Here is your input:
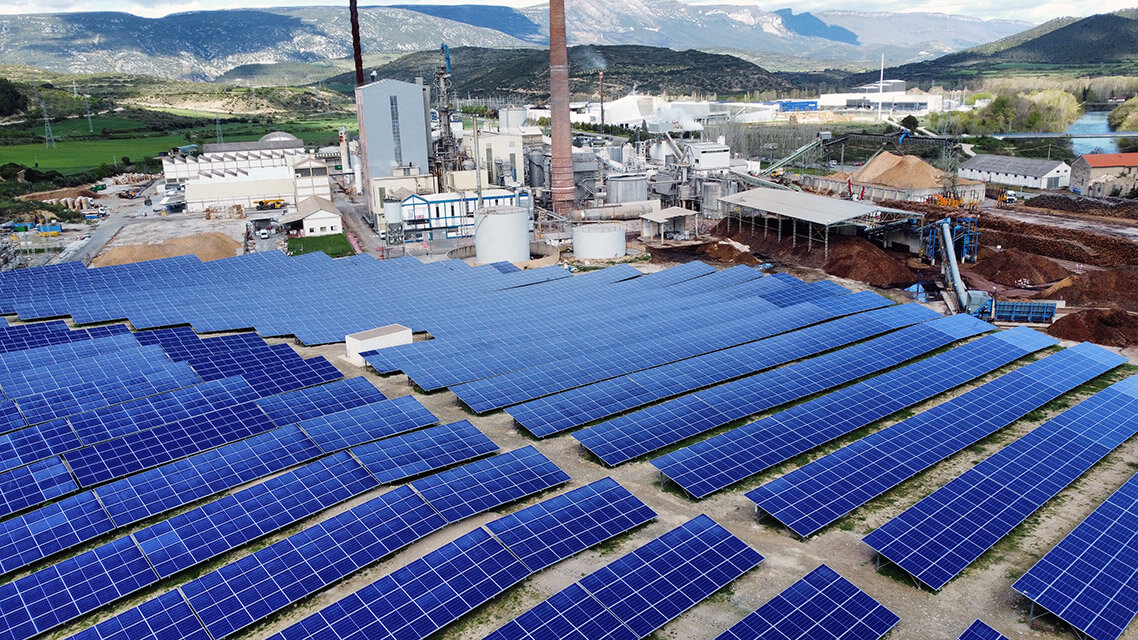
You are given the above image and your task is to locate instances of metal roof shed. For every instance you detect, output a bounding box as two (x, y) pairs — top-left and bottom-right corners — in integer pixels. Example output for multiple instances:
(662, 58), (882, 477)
(640, 207), (693, 241)
(718, 188), (917, 260)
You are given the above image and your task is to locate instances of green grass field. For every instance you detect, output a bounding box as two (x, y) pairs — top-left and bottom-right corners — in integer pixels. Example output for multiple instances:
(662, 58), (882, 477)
(287, 234), (354, 259)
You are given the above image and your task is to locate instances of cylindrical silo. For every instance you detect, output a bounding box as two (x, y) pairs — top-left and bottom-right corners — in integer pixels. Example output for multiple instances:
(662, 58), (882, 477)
(382, 200), (403, 225)
(475, 206), (530, 263)
(606, 174), (648, 205)
(572, 223), (626, 259)
(701, 180), (723, 213)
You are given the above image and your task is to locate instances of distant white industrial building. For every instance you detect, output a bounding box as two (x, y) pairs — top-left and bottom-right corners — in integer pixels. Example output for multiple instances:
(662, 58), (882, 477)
(960, 155), (1071, 189)
(162, 132), (307, 184)
(398, 188), (530, 241)
(817, 80), (942, 115)
(280, 197), (343, 237)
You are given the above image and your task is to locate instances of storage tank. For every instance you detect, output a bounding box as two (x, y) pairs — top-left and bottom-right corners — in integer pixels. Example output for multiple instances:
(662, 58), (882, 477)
(573, 223), (626, 259)
(701, 180), (723, 214)
(382, 200), (403, 225)
(475, 206), (530, 263)
(500, 107), (528, 130)
(606, 174), (648, 205)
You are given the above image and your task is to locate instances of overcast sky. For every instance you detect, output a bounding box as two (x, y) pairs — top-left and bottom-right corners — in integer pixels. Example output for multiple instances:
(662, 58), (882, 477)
(0, 0), (1131, 24)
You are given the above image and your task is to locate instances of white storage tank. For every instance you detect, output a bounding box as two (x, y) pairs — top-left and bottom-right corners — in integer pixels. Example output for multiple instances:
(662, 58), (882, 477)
(382, 199), (403, 225)
(475, 206), (530, 263)
(573, 223), (626, 259)
(606, 174), (648, 205)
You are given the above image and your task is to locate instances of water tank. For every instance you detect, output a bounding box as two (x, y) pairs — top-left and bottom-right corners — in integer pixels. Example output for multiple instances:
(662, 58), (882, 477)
(475, 206), (530, 263)
(500, 107), (528, 130)
(701, 181), (723, 214)
(606, 174), (648, 205)
(573, 223), (626, 259)
(526, 152), (546, 188)
(382, 200), (403, 225)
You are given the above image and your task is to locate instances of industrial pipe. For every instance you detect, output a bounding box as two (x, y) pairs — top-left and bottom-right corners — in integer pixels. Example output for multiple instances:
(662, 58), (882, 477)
(571, 200), (660, 221)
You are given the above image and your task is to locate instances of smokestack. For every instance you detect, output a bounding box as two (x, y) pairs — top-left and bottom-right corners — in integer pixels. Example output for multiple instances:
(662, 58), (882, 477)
(599, 71), (605, 128)
(549, 0), (573, 216)
(351, 0), (364, 86)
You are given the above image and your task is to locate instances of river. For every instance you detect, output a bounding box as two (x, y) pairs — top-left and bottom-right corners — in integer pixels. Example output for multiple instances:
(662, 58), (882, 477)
(1066, 111), (1119, 155)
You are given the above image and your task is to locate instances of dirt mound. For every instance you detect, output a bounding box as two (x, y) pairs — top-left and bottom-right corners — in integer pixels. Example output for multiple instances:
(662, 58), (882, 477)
(824, 237), (917, 287)
(18, 186), (101, 201)
(1026, 194), (1138, 220)
(1043, 268), (1138, 312)
(1048, 307), (1138, 347)
(971, 248), (1069, 287)
(700, 239), (759, 265)
(92, 233), (240, 267)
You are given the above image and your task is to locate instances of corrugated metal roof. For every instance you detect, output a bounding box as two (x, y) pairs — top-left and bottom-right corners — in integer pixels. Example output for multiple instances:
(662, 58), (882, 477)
(1083, 153), (1138, 168)
(281, 197), (340, 224)
(961, 154), (1067, 178)
(718, 188), (911, 226)
(640, 207), (693, 223)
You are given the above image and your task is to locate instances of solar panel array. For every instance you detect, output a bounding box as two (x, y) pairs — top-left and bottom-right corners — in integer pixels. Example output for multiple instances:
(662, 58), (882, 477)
(1013, 470), (1138, 640)
(70, 590), (210, 640)
(508, 302), (938, 437)
(351, 419), (497, 483)
(747, 342), (1124, 537)
(958, 620), (1009, 640)
(485, 514), (762, 640)
(865, 374), (1138, 591)
(714, 565), (900, 640)
(652, 325), (1054, 498)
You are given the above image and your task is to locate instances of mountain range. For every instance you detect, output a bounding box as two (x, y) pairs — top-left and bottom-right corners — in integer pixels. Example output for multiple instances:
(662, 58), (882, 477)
(0, 4), (1030, 81)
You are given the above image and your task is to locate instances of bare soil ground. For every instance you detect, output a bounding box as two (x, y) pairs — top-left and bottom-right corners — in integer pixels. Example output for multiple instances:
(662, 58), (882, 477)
(90, 219), (246, 266)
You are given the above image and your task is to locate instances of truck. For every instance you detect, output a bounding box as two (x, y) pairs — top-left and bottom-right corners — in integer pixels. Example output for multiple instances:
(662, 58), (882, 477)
(255, 199), (286, 210)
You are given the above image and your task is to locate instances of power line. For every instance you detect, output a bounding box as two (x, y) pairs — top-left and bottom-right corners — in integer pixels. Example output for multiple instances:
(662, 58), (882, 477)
(42, 101), (56, 149)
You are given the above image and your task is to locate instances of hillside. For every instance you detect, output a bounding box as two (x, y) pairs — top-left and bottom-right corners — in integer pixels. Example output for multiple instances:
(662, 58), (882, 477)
(844, 12), (1138, 85)
(328, 45), (794, 100)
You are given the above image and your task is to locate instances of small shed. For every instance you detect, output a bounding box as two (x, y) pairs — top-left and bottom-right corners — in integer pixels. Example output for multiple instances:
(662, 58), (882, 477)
(344, 324), (412, 367)
(640, 207), (693, 241)
(281, 196), (343, 237)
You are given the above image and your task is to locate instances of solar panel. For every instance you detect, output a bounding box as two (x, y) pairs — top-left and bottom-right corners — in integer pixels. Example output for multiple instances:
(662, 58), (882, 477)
(298, 395), (438, 452)
(1013, 471), (1138, 640)
(486, 514), (762, 640)
(958, 620), (1009, 640)
(268, 526), (531, 640)
(508, 302), (938, 437)
(255, 376), (388, 427)
(0, 418), (81, 474)
(351, 419), (497, 483)
(0, 491), (114, 575)
(0, 334), (139, 377)
(0, 343), (179, 400)
(652, 326), (1054, 499)
(410, 445), (571, 523)
(68, 590), (211, 640)
(485, 477), (657, 572)
(66, 401), (276, 487)
(95, 424), (321, 527)
(183, 484), (445, 639)
(0, 535), (158, 640)
(0, 400), (24, 434)
(0, 457), (78, 520)
(864, 374), (1138, 591)
(133, 452), (378, 578)
(747, 342), (1124, 537)
(714, 565), (899, 640)
(579, 314), (993, 467)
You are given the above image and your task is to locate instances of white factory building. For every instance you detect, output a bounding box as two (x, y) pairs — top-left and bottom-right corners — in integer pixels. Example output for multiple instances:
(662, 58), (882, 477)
(959, 155), (1071, 189)
(162, 133), (308, 184)
(398, 188), (530, 241)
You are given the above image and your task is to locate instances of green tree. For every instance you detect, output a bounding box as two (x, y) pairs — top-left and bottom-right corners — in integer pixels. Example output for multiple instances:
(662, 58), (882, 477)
(0, 78), (26, 117)
(900, 115), (919, 130)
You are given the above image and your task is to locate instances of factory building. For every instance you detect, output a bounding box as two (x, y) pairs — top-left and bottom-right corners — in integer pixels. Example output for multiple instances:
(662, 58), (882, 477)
(280, 197), (343, 237)
(1071, 153), (1138, 196)
(162, 132), (307, 185)
(817, 80), (942, 115)
(398, 189), (530, 241)
(959, 155), (1071, 189)
(464, 129), (526, 186)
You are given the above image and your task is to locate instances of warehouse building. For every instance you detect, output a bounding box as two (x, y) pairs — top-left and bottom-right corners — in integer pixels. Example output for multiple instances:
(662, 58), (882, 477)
(1071, 153), (1138, 196)
(960, 155), (1070, 189)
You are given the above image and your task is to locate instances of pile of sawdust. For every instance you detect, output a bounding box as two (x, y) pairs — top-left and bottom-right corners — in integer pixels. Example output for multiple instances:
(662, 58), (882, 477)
(824, 237), (917, 287)
(1043, 268), (1138, 312)
(92, 233), (240, 267)
(18, 186), (100, 201)
(971, 248), (1069, 286)
(849, 152), (981, 191)
(1048, 307), (1138, 347)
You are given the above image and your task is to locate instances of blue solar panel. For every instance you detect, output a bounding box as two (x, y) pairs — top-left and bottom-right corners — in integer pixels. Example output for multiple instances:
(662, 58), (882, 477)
(66, 401), (276, 487)
(410, 445), (571, 523)
(579, 314), (992, 467)
(958, 620), (1009, 640)
(0, 400), (23, 434)
(240, 356), (344, 396)
(508, 302), (938, 437)
(747, 342), (1124, 537)
(865, 374), (1138, 591)
(95, 424), (322, 527)
(67, 375), (260, 444)
(298, 395), (438, 452)
(1013, 471), (1138, 640)
(652, 325), (1053, 499)
(0, 535), (158, 640)
(714, 565), (899, 640)
(351, 420), (497, 483)
(184, 484), (445, 639)
(0, 492), (114, 575)
(0, 418), (81, 474)
(270, 526), (531, 640)
(133, 452), (378, 578)
(68, 590), (211, 640)
(14, 362), (201, 426)
(485, 477), (657, 572)
(486, 514), (762, 640)
(0, 334), (139, 378)
(0, 344), (179, 400)
(0, 457), (77, 520)
(255, 376), (388, 427)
